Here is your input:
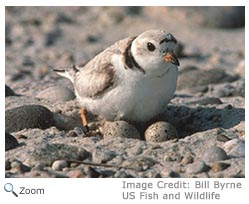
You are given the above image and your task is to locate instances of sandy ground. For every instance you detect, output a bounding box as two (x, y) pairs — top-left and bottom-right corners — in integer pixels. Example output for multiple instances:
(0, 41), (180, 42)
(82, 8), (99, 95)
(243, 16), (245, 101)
(5, 7), (245, 178)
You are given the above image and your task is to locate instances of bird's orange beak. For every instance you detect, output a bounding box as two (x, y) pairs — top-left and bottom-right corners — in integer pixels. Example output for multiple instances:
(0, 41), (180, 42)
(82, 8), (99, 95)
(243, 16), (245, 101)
(164, 51), (180, 66)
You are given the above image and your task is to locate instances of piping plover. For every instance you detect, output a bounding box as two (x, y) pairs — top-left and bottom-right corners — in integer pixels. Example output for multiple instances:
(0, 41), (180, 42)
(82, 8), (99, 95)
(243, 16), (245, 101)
(54, 30), (179, 125)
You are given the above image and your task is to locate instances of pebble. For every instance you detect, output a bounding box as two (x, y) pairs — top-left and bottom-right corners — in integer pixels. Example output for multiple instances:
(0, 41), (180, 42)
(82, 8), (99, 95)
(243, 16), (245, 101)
(92, 150), (117, 163)
(223, 139), (245, 157)
(10, 159), (31, 174)
(36, 86), (76, 102)
(52, 160), (68, 171)
(235, 60), (245, 78)
(103, 120), (141, 139)
(44, 27), (62, 46)
(216, 134), (231, 142)
(145, 122), (178, 143)
(5, 159), (11, 170)
(210, 162), (230, 172)
(86, 166), (101, 178)
(114, 170), (134, 178)
(186, 160), (210, 174)
(202, 146), (228, 163)
(181, 154), (194, 165)
(68, 169), (85, 178)
(5, 132), (19, 151)
(5, 85), (15, 97)
(53, 113), (82, 131)
(186, 97), (222, 106)
(5, 105), (55, 132)
(27, 143), (90, 166)
(66, 127), (87, 137)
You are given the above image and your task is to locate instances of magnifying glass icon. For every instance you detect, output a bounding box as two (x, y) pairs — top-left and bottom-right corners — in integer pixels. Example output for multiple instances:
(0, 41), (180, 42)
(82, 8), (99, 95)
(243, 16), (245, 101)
(4, 183), (18, 197)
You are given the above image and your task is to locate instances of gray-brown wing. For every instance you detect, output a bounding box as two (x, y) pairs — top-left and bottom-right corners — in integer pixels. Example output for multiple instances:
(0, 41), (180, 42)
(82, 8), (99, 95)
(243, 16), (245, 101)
(74, 63), (116, 98)
(73, 36), (136, 98)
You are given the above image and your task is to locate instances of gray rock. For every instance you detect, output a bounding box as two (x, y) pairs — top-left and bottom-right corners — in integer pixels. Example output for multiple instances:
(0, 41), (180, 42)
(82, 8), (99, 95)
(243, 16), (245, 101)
(5, 105), (54, 132)
(44, 27), (62, 46)
(145, 122), (178, 143)
(5, 132), (19, 151)
(27, 143), (90, 166)
(37, 86), (75, 102)
(210, 80), (245, 98)
(5, 85), (15, 97)
(10, 159), (31, 173)
(186, 97), (223, 106)
(92, 150), (117, 163)
(202, 146), (228, 162)
(210, 162), (230, 172)
(103, 121), (141, 139)
(5, 159), (11, 170)
(186, 160), (210, 174)
(53, 113), (82, 131)
(52, 160), (68, 171)
(224, 139), (245, 157)
(236, 60), (245, 78)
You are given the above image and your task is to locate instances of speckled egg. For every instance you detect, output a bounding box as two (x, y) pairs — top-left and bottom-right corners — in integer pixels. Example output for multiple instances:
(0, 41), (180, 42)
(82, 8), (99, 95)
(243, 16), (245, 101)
(145, 122), (178, 142)
(103, 120), (141, 140)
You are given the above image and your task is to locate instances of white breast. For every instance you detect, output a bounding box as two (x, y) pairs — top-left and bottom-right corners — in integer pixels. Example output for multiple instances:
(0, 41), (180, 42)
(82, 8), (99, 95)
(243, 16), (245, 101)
(77, 55), (178, 122)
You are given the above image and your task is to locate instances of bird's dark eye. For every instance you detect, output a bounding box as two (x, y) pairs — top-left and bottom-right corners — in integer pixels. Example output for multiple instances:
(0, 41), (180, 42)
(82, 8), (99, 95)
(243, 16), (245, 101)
(147, 42), (156, 52)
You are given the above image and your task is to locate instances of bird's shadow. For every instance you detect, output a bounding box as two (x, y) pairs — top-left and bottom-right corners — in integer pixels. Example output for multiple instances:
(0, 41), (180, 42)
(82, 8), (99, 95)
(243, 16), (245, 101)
(137, 105), (245, 138)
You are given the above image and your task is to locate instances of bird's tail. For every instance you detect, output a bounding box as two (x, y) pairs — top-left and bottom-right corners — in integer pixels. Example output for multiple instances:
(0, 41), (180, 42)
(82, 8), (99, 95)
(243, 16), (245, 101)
(53, 64), (79, 83)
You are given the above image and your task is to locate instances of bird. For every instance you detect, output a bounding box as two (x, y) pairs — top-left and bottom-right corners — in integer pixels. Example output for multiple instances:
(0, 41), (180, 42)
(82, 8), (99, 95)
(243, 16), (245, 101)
(53, 30), (180, 128)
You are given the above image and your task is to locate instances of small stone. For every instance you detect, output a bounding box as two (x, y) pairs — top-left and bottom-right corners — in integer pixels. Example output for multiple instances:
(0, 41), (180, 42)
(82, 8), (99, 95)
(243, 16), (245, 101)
(145, 122), (178, 143)
(103, 120), (141, 139)
(53, 113), (82, 131)
(5, 85), (15, 97)
(44, 27), (62, 46)
(68, 169), (85, 178)
(114, 170), (134, 178)
(5, 105), (54, 132)
(235, 60), (245, 78)
(187, 97), (223, 106)
(37, 86), (75, 102)
(86, 166), (101, 178)
(202, 146), (228, 163)
(66, 131), (78, 137)
(27, 143), (90, 166)
(210, 162), (230, 172)
(216, 134), (231, 142)
(11, 160), (31, 173)
(5, 159), (11, 170)
(5, 132), (19, 151)
(31, 164), (45, 171)
(181, 154), (194, 165)
(55, 12), (73, 24)
(66, 126), (86, 138)
(186, 160), (210, 174)
(223, 139), (245, 157)
(16, 134), (28, 140)
(52, 160), (68, 171)
(22, 56), (34, 66)
(92, 150), (117, 164)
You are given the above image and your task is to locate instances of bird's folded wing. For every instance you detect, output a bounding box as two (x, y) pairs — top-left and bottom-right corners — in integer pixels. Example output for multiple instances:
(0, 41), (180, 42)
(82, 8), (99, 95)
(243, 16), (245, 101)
(74, 37), (136, 99)
(74, 63), (117, 98)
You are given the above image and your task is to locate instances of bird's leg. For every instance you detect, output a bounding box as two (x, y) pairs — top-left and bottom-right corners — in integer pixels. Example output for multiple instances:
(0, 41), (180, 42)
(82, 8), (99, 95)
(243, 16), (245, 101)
(80, 107), (89, 132)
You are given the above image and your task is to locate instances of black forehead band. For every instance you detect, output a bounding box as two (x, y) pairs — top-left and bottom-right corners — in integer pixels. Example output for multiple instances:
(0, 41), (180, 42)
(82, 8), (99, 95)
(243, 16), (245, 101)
(159, 36), (177, 44)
